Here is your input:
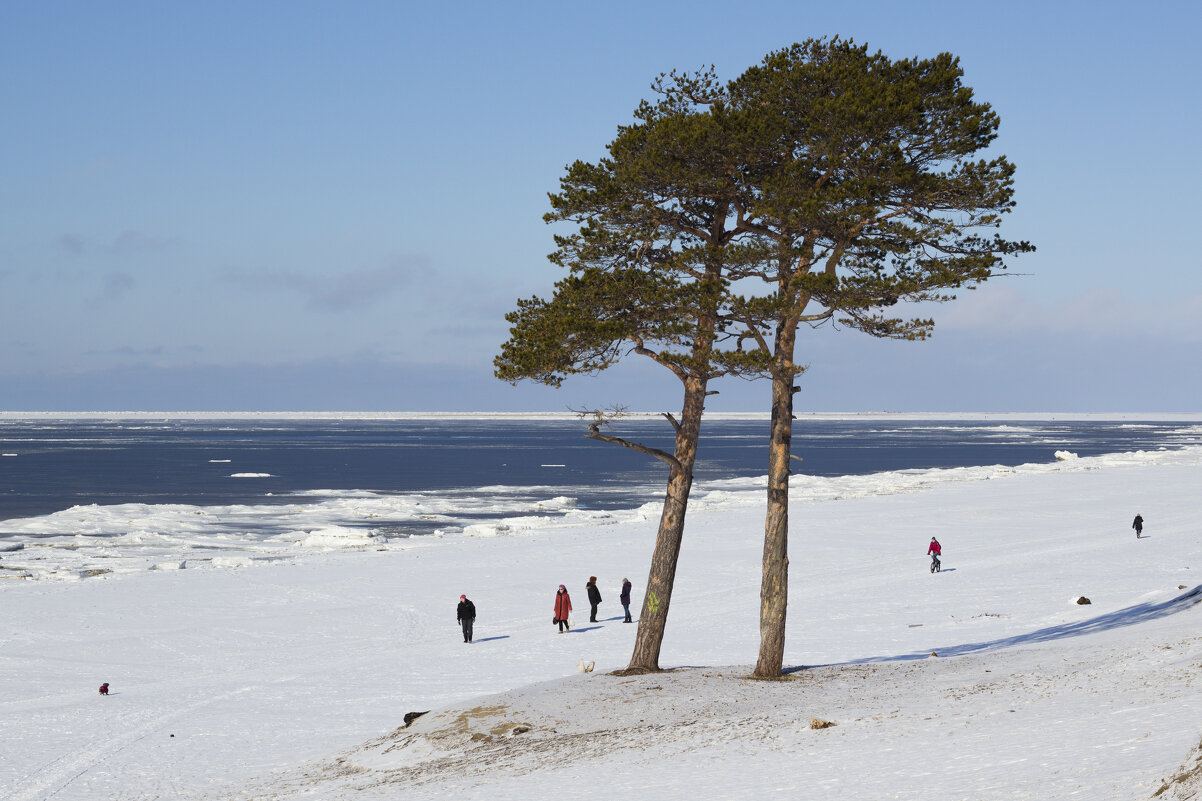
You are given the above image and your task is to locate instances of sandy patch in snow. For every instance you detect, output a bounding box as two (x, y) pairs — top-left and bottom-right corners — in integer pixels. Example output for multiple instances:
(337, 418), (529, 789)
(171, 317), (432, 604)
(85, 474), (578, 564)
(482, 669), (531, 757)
(226, 588), (1202, 800)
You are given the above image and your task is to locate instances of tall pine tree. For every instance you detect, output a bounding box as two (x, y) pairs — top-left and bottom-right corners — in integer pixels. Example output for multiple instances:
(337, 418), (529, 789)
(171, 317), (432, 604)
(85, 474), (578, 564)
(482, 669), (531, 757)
(496, 71), (766, 673)
(721, 39), (1033, 677)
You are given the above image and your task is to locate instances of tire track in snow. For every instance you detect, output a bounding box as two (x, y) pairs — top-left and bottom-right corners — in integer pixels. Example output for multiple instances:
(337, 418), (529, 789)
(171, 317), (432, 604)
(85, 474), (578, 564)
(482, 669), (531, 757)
(7, 685), (256, 801)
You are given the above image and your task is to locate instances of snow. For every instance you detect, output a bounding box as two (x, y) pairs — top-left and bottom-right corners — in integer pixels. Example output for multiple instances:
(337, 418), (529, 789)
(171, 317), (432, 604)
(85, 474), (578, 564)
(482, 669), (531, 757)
(3, 443), (1202, 800)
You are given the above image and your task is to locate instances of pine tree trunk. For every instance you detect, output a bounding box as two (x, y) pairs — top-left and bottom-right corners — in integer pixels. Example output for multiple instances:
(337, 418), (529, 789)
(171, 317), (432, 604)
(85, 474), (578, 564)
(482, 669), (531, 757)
(753, 326), (797, 679)
(622, 374), (706, 673)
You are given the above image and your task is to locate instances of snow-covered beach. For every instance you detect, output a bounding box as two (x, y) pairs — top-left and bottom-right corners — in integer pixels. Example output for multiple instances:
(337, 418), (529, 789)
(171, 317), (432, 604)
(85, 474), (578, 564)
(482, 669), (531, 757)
(3, 432), (1202, 799)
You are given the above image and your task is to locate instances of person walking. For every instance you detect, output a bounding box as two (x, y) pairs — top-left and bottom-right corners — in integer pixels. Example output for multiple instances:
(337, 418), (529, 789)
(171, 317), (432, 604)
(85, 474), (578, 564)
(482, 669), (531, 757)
(586, 576), (602, 623)
(619, 577), (633, 623)
(927, 537), (942, 572)
(1133, 514), (1144, 539)
(554, 584), (573, 633)
(456, 594), (476, 643)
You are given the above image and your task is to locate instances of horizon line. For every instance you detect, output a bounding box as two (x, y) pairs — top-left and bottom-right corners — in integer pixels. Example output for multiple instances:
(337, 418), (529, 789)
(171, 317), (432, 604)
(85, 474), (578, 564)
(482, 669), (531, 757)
(2, 411), (1201, 421)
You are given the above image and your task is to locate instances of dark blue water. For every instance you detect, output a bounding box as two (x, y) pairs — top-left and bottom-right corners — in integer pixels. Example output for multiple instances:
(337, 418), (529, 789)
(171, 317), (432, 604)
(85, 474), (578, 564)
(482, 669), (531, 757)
(1, 416), (1198, 523)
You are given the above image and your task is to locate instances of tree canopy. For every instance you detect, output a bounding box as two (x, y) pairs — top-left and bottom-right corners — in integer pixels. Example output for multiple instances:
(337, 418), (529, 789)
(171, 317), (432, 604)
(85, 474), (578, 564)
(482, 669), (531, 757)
(496, 37), (1032, 676)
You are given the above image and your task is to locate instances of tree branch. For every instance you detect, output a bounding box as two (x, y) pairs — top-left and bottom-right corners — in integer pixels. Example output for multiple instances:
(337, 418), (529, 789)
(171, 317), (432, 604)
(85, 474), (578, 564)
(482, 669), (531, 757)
(798, 308), (835, 323)
(585, 429), (682, 472)
(632, 341), (689, 383)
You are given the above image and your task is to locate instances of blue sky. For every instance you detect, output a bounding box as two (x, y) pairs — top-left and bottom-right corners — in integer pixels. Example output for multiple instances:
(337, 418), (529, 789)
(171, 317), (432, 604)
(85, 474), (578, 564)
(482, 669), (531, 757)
(2, 1), (1199, 412)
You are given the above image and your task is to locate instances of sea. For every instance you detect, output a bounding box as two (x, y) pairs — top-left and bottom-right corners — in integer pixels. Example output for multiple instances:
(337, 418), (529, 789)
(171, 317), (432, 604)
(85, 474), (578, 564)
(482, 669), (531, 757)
(2, 414), (1200, 579)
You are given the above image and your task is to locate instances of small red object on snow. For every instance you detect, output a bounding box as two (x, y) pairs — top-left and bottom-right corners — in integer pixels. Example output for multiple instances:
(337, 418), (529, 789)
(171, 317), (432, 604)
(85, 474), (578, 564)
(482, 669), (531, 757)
(99, 683), (109, 695)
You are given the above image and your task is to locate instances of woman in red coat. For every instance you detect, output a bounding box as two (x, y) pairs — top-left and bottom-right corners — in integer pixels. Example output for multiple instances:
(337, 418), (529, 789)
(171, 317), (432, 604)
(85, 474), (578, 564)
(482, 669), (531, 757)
(554, 584), (573, 633)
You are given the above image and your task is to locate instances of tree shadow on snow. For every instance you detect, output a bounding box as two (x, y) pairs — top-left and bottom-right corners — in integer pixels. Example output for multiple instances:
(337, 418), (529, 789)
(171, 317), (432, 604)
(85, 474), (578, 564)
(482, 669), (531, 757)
(784, 583), (1202, 674)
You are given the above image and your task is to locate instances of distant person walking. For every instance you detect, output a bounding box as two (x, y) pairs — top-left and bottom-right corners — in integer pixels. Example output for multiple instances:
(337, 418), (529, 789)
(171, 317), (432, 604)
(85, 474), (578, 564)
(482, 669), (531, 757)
(456, 594), (476, 643)
(1133, 514), (1144, 539)
(619, 577), (633, 623)
(586, 576), (602, 622)
(927, 537), (942, 572)
(554, 585), (573, 633)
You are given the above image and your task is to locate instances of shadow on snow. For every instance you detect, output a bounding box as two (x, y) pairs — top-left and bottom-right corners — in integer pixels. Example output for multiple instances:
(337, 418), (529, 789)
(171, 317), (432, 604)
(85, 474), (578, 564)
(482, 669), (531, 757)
(784, 584), (1202, 674)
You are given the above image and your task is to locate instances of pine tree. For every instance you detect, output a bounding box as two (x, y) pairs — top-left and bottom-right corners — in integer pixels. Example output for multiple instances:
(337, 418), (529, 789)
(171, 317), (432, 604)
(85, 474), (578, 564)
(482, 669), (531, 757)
(498, 39), (1032, 677)
(495, 70), (766, 673)
(721, 39), (1033, 677)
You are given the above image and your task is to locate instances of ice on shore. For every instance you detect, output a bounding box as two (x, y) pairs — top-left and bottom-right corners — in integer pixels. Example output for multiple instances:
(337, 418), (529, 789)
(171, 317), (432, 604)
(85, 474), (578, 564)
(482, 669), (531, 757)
(3, 438), (1202, 800)
(1, 443), (1199, 582)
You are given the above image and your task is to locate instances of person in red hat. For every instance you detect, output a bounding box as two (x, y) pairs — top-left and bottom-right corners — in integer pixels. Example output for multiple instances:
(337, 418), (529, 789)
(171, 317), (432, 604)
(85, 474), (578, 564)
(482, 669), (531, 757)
(456, 595), (476, 643)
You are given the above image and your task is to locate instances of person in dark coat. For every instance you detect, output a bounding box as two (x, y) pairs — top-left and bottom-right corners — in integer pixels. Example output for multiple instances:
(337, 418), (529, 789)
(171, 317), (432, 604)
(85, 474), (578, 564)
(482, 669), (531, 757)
(619, 578), (632, 623)
(554, 585), (572, 632)
(586, 576), (602, 622)
(456, 594), (476, 643)
(1133, 514), (1144, 539)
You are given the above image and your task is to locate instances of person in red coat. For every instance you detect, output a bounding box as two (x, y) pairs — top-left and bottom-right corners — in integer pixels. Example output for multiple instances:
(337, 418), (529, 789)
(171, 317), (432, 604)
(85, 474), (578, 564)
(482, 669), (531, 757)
(554, 584), (573, 633)
(99, 683), (109, 696)
(927, 537), (942, 572)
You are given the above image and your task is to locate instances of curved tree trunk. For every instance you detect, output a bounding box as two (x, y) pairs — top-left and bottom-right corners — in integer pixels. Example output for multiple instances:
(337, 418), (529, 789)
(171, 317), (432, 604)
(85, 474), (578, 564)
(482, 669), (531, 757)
(622, 373), (707, 673)
(753, 325), (797, 678)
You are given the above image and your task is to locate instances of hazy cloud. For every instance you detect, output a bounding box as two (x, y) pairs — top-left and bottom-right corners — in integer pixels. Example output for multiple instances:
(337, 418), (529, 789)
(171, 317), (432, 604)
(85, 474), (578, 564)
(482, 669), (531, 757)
(108, 230), (179, 255)
(936, 285), (1202, 342)
(57, 234), (85, 255)
(101, 272), (136, 299)
(85, 345), (166, 358)
(3, 339), (41, 359)
(226, 259), (423, 311)
(56, 230), (179, 257)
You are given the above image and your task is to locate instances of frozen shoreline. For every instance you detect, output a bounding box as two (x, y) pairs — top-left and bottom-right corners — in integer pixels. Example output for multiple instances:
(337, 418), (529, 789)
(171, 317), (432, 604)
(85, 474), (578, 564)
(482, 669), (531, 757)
(4, 443), (1200, 583)
(4, 435), (1202, 799)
